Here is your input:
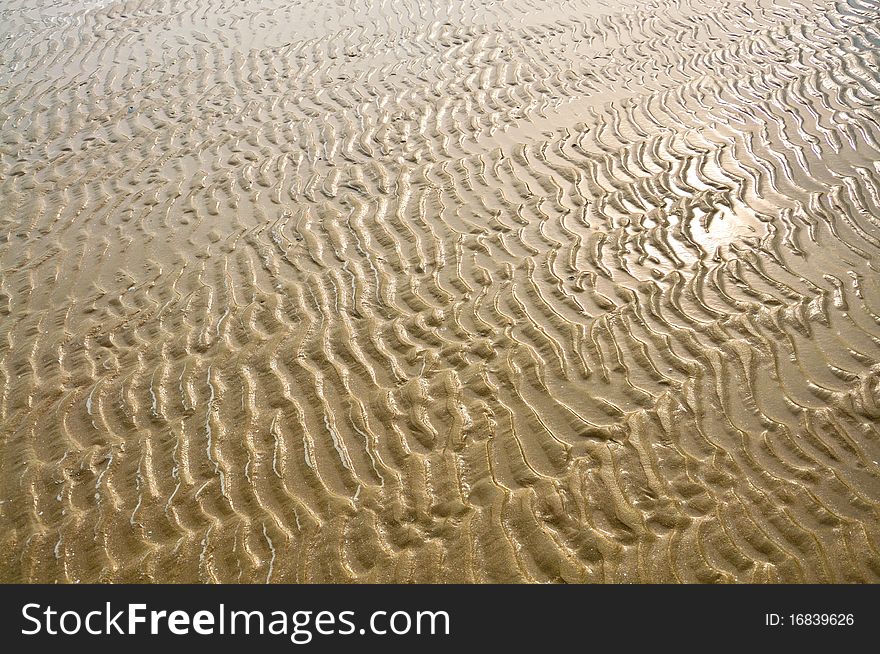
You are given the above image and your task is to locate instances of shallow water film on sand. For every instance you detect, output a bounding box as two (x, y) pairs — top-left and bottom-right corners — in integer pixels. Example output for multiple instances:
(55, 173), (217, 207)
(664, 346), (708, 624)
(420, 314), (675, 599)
(1, 0), (879, 583)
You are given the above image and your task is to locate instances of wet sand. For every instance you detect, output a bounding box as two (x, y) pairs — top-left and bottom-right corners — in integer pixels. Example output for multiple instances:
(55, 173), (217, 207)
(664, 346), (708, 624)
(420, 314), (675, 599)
(1, 0), (879, 583)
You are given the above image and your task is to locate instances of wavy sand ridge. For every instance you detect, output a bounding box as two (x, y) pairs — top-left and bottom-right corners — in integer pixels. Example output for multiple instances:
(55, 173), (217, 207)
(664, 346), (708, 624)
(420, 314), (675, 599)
(1, 0), (879, 583)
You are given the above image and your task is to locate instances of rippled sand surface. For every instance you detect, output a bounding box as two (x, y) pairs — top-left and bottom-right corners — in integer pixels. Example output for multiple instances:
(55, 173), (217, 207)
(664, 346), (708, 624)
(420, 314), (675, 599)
(2, 0), (880, 583)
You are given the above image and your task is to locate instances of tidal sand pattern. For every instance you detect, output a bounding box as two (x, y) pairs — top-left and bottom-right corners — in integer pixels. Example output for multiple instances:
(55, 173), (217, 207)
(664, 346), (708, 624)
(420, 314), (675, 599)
(1, 0), (880, 584)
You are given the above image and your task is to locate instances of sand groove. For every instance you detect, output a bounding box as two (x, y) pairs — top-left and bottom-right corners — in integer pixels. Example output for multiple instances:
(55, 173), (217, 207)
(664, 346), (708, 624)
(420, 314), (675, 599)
(1, 0), (880, 582)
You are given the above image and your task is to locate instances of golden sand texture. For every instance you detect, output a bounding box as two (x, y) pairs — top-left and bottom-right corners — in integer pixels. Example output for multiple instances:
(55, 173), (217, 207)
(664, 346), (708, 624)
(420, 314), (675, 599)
(1, 0), (880, 583)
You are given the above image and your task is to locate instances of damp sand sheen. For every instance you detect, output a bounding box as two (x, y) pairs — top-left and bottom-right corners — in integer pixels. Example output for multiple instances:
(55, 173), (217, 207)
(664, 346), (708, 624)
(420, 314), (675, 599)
(1, 0), (880, 584)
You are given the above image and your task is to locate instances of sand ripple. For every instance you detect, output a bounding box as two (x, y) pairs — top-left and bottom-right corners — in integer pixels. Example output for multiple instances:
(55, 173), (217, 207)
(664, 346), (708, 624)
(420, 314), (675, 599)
(1, 0), (880, 582)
